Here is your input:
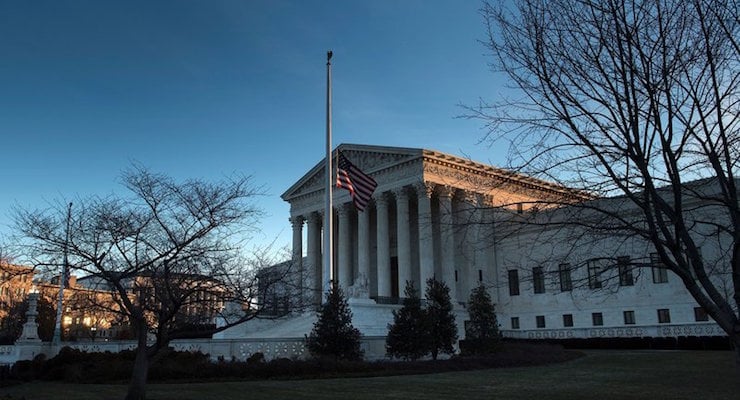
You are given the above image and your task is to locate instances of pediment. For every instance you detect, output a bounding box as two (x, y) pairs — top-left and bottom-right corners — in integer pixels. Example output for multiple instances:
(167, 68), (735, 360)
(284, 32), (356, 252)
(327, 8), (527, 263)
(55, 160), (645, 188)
(281, 144), (423, 202)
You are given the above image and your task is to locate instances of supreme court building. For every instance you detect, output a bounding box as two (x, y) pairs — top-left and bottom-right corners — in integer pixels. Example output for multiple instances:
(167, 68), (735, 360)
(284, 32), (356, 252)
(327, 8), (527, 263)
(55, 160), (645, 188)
(221, 143), (728, 344)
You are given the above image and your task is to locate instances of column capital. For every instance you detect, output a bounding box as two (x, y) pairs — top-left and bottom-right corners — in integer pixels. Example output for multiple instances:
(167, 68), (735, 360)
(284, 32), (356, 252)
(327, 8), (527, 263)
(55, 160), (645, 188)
(375, 191), (391, 207)
(307, 211), (322, 224)
(413, 181), (436, 199)
(337, 202), (353, 217)
(437, 185), (456, 199)
(290, 215), (305, 228)
(391, 186), (410, 200)
(476, 193), (493, 207)
(461, 190), (478, 204)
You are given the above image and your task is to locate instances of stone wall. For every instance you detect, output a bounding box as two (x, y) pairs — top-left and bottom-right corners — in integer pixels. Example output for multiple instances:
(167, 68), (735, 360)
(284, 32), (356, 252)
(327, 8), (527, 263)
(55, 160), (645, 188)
(0, 336), (391, 366)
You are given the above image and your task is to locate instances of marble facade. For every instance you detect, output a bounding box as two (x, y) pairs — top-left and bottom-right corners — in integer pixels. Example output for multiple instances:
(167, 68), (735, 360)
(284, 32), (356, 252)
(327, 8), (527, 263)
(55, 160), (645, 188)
(281, 144), (587, 306)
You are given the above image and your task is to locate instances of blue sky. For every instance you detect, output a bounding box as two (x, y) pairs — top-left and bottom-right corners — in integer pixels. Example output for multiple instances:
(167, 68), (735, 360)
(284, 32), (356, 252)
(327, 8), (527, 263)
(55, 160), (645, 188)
(0, 1), (509, 255)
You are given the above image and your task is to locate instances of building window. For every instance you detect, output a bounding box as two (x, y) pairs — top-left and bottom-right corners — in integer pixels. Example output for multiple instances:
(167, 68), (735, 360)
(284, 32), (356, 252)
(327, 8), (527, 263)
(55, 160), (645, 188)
(563, 314), (574, 327)
(651, 253), (669, 283)
(478, 269), (483, 282)
(623, 310), (636, 325)
(559, 263), (572, 292)
(511, 317), (520, 329)
(682, 246), (702, 279)
(588, 260), (602, 289)
(533, 267), (545, 294)
(508, 269), (520, 296)
(694, 307), (709, 322)
(618, 256), (634, 286)
(455, 270), (458, 282)
(536, 315), (546, 328)
(592, 312), (604, 326)
(658, 309), (671, 323)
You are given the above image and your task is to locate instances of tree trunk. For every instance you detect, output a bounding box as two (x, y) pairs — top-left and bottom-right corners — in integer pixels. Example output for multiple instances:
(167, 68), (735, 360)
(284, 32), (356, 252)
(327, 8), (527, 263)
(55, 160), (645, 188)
(734, 334), (740, 374)
(125, 329), (150, 400)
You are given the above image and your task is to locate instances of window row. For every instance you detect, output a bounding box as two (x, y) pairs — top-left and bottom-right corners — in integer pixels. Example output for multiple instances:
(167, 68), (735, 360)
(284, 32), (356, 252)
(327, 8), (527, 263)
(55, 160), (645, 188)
(510, 307), (710, 329)
(508, 253), (672, 296)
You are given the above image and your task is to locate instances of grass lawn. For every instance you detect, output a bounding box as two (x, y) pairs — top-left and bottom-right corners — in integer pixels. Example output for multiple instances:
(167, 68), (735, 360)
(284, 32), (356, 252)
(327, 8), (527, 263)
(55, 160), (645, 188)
(2, 350), (738, 400)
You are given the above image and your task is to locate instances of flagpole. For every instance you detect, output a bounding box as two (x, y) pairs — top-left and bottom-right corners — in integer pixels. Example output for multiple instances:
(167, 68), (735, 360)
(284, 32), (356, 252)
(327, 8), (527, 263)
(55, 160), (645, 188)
(52, 202), (72, 346)
(324, 50), (334, 295)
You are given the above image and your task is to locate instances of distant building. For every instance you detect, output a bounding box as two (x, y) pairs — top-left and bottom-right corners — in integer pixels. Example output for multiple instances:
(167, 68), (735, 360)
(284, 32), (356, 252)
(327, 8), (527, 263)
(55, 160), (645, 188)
(0, 263), (34, 331)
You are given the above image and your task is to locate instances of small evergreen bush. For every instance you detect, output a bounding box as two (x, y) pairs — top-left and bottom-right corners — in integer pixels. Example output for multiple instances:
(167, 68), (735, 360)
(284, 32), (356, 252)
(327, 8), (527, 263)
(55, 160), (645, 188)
(305, 285), (363, 361)
(386, 281), (429, 360)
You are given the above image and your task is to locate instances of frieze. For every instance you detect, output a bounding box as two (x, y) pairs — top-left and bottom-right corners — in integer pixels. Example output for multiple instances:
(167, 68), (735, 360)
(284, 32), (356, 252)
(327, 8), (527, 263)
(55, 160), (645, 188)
(341, 150), (417, 172)
(503, 323), (726, 340)
(423, 156), (588, 203)
(659, 324), (725, 337)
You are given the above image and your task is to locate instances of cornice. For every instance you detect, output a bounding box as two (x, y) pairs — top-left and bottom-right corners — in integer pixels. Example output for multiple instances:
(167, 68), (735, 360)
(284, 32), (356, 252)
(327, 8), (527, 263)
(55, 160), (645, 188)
(283, 144), (592, 210)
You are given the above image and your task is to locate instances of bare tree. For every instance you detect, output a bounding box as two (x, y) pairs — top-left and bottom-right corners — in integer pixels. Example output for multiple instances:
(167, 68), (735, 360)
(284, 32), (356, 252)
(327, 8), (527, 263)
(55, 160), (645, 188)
(471, 0), (739, 364)
(13, 166), (293, 400)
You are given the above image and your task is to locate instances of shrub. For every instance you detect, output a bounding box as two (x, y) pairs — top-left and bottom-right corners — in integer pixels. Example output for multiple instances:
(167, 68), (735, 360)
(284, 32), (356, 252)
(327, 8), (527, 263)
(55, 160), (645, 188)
(386, 281), (429, 360)
(462, 285), (502, 356)
(425, 278), (458, 360)
(247, 352), (265, 365)
(305, 285), (363, 361)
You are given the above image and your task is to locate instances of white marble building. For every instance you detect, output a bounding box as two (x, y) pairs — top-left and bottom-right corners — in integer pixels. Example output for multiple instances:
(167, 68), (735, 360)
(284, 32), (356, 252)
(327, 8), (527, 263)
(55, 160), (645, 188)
(219, 143), (728, 343)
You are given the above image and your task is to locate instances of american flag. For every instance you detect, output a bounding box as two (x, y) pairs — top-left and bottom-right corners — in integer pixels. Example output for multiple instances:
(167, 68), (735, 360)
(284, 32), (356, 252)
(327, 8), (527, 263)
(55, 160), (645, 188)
(336, 152), (377, 212)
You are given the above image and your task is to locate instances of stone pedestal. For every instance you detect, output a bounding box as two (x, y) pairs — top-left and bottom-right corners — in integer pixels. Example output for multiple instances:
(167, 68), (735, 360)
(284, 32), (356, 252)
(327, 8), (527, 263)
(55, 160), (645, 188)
(16, 291), (44, 361)
(17, 292), (41, 343)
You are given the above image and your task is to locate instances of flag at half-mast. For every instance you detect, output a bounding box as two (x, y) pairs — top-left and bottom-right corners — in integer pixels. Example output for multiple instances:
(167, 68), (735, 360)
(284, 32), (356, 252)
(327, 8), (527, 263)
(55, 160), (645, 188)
(336, 152), (377, 212)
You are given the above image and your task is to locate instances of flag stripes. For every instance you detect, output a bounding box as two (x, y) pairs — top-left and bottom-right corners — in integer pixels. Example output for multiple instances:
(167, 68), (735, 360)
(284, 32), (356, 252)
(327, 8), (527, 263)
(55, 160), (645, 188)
(336, 152), (377, 212)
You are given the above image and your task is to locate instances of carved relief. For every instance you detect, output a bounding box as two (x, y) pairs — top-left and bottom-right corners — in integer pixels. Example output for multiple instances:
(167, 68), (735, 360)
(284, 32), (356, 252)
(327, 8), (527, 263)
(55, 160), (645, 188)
(341, 150), (417, 173)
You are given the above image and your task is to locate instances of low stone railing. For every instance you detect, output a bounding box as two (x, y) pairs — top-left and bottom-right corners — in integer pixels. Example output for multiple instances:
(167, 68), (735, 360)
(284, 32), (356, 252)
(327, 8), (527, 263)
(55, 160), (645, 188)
(0, 336), (390, 366)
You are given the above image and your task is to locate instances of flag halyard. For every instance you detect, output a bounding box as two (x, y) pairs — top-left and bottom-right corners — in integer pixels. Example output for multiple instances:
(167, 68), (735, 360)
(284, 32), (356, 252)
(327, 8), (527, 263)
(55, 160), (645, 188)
(336, 152), (377, 212)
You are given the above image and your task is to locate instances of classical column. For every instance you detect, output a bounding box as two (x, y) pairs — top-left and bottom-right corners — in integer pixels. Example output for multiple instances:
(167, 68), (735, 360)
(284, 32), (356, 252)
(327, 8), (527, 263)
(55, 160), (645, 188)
(356, 201), (371, 298)
(459, 191), (479, 297)
(438, 185), (457, 301)
(306, 212), (322, 304)
(376, 193), (391, 298)
(337, 203), (353, 289)
(415, 182), (435, 292)
(478, 195), (499, 301)
(290, 215), (304, 303)
(394, 187), (412, 292)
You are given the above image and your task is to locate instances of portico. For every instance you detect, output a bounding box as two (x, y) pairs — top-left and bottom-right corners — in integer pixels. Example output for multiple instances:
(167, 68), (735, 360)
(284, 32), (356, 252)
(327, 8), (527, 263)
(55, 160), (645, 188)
(282, 144), (578, 305)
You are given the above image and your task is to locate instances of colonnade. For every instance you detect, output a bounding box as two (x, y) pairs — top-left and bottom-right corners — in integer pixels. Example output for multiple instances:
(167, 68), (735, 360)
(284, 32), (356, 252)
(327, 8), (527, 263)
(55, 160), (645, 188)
(290, 181), (494, 304)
